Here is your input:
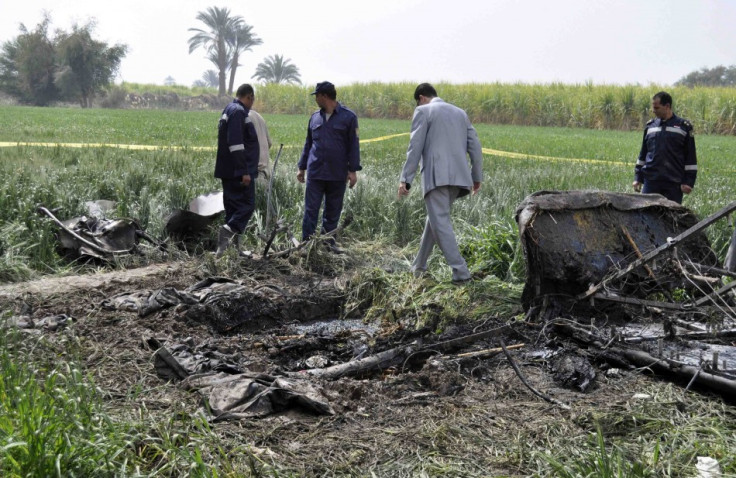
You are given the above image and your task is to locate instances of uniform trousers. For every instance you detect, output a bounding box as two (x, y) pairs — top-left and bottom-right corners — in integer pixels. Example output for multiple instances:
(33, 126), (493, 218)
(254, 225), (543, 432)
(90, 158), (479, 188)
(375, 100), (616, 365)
(302, 178), (347, 241)
(222, 177), (255, 234)
(642, 180), (683, 204)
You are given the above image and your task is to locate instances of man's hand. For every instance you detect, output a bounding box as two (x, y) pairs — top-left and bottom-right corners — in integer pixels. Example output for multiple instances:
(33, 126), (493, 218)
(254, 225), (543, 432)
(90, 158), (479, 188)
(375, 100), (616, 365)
(472, 182), (481, 195)
(241, 174), (251, 187)
(347, 171), (358, 189)
(632, 181), (642, 192)
(398, 182), (410, 198)
(296, 169), (306, 183)
(681, 184), (693, 194)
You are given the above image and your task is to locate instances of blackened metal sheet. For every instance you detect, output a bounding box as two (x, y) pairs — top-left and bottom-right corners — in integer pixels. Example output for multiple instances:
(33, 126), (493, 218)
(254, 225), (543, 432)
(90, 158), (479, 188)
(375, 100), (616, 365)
(515, 190), (716, 308)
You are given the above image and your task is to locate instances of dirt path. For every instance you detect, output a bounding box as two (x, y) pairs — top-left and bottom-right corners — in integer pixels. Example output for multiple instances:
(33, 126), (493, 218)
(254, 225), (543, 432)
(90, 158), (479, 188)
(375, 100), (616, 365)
(0, 262), (182, 300)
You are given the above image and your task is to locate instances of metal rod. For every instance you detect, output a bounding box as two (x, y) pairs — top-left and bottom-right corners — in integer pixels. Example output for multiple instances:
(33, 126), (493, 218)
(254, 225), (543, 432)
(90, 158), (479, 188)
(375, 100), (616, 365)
(264, 143), (284, 236)
(37, 206), (130, 255)
(578, 201), (736, 300)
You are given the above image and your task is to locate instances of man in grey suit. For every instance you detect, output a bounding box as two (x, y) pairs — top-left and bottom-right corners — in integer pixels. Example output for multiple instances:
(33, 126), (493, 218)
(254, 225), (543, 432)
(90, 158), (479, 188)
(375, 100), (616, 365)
(398, 83), (483, 284)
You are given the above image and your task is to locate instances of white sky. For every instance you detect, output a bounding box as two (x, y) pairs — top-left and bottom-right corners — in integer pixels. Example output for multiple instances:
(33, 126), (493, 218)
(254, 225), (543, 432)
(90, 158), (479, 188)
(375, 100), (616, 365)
(1, 0), (735, 88)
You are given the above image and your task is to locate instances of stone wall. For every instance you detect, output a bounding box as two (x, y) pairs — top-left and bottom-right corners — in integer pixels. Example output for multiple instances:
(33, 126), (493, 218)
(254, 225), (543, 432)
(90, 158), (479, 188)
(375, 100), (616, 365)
(125, 92), (226, 110)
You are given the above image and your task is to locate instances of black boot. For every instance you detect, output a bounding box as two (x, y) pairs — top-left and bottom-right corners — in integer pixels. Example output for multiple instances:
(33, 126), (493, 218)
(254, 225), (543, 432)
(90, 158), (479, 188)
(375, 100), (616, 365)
(215, 225), (236, 258)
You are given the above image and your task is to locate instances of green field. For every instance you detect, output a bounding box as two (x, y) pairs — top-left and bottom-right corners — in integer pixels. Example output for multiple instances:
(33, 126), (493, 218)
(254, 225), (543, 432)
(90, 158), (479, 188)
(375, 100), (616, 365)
(2, 104), (736, 476)
(1, 105), (735, 281)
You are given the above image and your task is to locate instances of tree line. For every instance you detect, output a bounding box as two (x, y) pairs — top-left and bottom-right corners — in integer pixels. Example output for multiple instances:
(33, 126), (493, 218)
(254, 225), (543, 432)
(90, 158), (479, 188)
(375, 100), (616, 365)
(676, 65), (736, 88)
(0, 6), (302, 107)
(0, 16), (126, 107)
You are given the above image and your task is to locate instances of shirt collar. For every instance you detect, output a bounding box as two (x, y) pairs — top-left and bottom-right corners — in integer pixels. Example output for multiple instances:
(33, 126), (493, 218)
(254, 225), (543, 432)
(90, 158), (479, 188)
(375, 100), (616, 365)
(659, 113), (677, 125)
(321, 102), (342, 117)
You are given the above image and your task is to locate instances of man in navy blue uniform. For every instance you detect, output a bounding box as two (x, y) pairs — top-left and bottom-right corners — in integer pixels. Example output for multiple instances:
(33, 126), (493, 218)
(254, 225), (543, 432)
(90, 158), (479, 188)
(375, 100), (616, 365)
(297, 81), (361, 252)
(214, 84), (260, 257)
(633, 91), (697, 204)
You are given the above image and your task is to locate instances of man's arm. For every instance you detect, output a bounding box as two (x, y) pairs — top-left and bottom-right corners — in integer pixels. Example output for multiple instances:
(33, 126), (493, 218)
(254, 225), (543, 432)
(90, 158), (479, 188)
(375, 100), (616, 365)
(297, 118), (313, 182)
(633, 128), (648, 191)
(244, 118), (260, 178)
(682, 122), (697, 193)
(399, 108), (427, 188)
(347, 114), (361, 174)
(227, 109), (249, 179)
(466, 116), (483, 188)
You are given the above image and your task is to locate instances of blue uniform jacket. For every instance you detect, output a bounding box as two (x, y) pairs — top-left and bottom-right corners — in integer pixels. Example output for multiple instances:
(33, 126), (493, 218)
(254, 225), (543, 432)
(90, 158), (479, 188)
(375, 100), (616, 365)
(635, 114), (697, 187)
(298, 103), (361, 181)
(215, 99), (259, 179)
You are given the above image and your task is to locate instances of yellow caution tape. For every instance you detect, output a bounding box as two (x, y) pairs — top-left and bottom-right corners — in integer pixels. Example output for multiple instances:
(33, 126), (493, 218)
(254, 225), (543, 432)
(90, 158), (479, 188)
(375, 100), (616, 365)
(0, 137), (631, 167)
(482, 148), (629, 166)
(360, 132), (410, 143)
(0, 133), (411, 150)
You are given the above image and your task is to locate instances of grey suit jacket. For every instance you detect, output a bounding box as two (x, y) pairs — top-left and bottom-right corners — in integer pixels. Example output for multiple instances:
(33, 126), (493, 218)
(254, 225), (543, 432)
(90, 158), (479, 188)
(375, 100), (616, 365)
(400, 98), (483, 198)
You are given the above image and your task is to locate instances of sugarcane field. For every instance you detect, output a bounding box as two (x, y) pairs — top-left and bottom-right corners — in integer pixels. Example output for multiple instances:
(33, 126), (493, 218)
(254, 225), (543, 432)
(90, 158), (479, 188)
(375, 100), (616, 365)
(2, 82), (736, 477)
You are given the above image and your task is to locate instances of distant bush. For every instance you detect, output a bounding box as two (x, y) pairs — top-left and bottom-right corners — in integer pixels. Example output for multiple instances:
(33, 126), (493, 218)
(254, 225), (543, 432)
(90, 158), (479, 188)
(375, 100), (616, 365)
(676, 65), (736, 88)
(99, 84), (128, 108)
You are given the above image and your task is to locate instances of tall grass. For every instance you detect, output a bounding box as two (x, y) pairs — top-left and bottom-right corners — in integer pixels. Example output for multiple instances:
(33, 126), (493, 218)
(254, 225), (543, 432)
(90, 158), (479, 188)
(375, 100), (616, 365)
(1, 106), (735, 282)
(0, 328), (123, 476)
(138, 81), (736, 135)
(0, 324), (273, 476)
(528, 383), (736, 476)
(88, 81), (736, 135)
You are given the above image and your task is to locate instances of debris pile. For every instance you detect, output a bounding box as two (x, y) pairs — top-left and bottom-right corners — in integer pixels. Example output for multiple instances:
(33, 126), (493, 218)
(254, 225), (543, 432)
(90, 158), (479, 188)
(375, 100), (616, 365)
(517, 190), (736, 395)
(38, 201), (161, 260)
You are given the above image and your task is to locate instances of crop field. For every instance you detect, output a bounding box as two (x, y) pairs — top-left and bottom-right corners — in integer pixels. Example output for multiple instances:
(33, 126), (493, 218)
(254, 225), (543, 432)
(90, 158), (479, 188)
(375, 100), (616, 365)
(1, 105), (735, 282)
(2, 104), (736, 477)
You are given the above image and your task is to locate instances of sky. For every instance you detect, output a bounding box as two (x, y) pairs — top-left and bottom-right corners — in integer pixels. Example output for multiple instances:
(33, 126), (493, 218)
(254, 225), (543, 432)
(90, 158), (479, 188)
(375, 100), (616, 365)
(1, 0), (735, 89)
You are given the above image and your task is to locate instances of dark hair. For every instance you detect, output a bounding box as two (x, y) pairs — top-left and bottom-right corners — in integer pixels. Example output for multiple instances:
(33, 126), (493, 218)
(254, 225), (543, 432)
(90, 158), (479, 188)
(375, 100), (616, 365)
(414, 83), (437, 101)
(236, 84), (255, 98)
(653, 91), (672, 107)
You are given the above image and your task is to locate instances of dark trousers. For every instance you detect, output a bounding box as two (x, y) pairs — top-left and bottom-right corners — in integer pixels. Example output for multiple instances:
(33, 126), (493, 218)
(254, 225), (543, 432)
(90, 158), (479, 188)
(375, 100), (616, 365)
(302, 178), (347, 241)
(642, 180), (683, 204)
(222, 178), (255, 234)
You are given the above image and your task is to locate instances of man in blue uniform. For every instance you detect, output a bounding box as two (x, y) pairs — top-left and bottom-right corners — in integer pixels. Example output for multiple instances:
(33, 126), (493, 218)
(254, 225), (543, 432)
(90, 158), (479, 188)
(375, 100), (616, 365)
(633, 91), (697, 204)
(297, 81), (361, 252)
(214, 84), (260, 257)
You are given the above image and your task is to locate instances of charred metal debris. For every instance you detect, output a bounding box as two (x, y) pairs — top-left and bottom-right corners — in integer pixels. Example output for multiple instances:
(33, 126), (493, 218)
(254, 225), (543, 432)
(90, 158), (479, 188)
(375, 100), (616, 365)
(38, 202), (163, 260)
(516, 190), (736, 395)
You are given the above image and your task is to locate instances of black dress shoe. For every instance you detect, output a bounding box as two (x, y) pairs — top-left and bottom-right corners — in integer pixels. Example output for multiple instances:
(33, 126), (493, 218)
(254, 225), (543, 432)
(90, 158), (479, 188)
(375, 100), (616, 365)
(451, 277), (471, 286)
(325, 243), (346, 255)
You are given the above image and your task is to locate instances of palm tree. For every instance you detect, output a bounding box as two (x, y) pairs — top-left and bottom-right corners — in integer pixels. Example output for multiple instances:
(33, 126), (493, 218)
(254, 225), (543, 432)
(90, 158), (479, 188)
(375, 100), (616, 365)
(252, 54), (302, 85)
(226, 22), (262, 95)
(187, 7), (241, 95)
(202, 69), (219, 88)
(192, 70), (218, 88)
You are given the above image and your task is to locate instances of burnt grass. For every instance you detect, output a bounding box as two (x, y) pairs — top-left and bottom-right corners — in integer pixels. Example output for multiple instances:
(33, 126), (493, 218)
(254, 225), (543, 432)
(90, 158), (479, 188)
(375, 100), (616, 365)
(1, 253), (731, 477)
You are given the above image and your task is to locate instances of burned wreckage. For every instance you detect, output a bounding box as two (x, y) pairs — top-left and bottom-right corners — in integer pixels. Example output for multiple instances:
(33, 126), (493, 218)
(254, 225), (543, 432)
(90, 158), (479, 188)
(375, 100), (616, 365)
(31, 189), (736, 421)
(38, 201), (162, 260)
(516, 190), (736, 396)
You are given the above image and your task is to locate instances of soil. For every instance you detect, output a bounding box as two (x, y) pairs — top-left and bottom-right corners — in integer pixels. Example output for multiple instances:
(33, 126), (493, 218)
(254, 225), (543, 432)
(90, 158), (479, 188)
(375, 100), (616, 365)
(0, 256), (710, 476)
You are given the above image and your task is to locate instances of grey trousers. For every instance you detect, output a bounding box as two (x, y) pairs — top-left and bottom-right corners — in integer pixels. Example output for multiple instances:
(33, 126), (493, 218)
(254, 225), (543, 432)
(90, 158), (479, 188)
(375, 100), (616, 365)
(412, 186), (470, 281)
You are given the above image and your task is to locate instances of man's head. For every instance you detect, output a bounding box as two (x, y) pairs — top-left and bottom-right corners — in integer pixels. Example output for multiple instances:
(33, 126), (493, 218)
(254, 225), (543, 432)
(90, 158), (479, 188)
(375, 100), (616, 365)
(236, 84), (255, 108)
(414, 83), (437, 106)
(652, 91), (673, 120)
(311, 81), (337, 108)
